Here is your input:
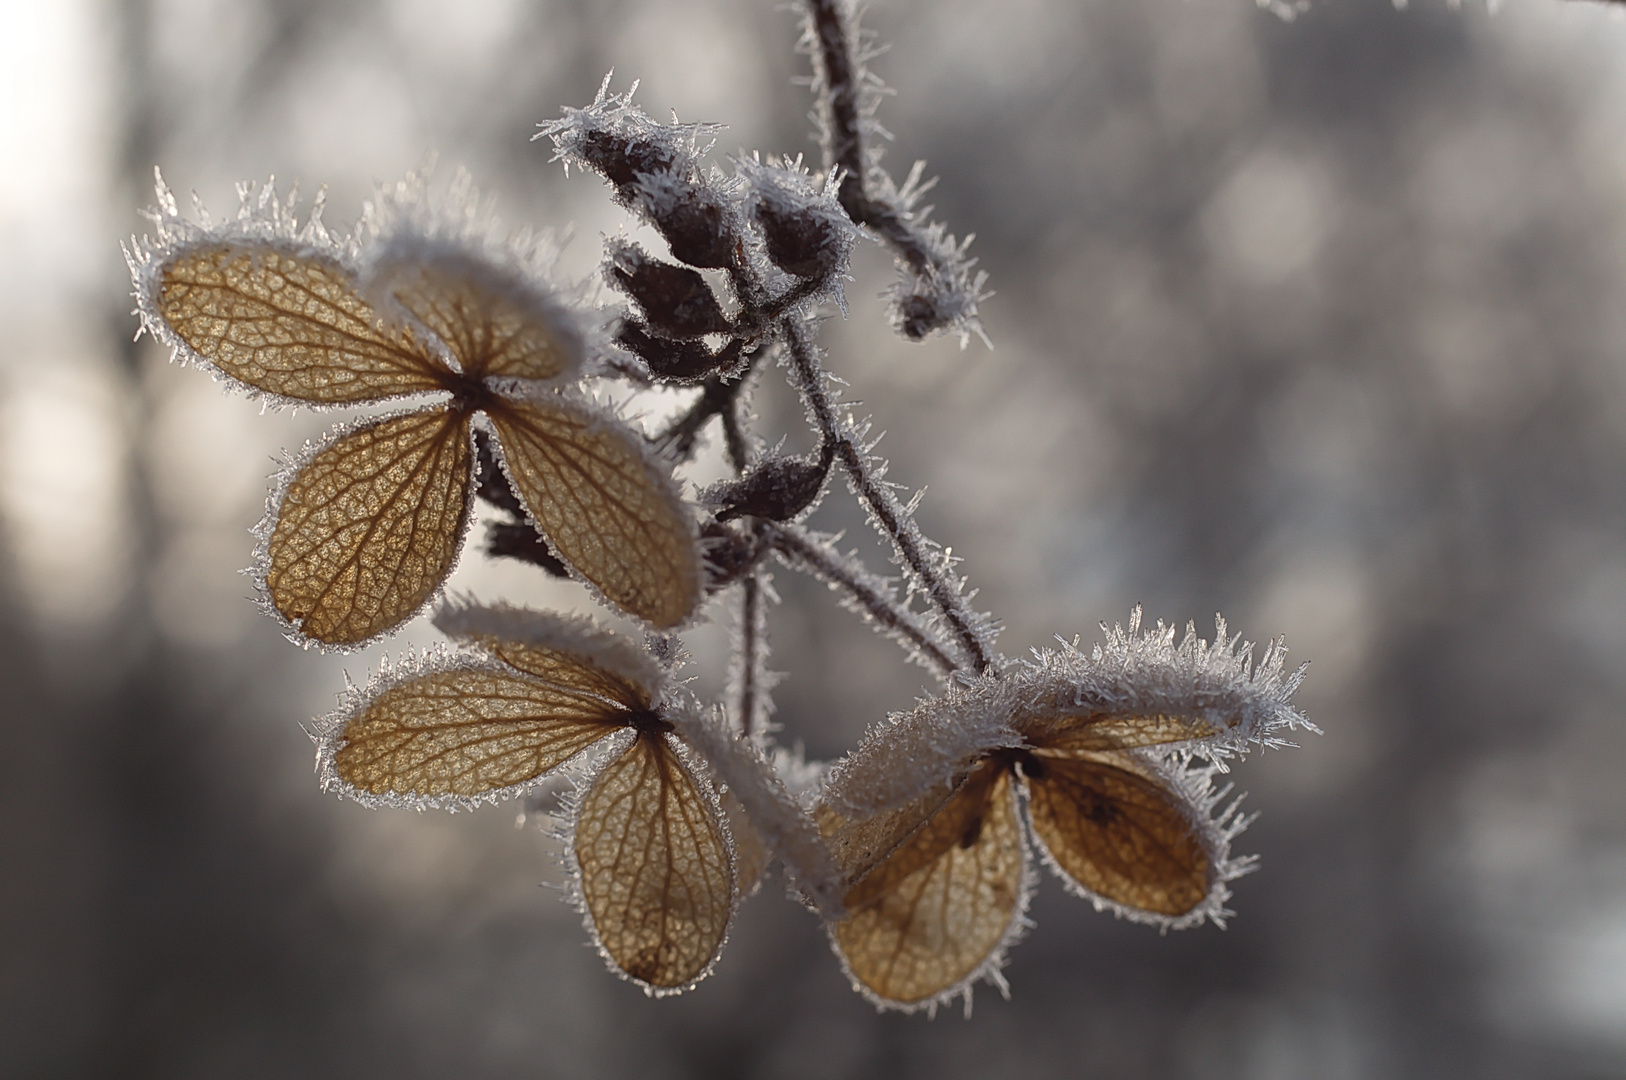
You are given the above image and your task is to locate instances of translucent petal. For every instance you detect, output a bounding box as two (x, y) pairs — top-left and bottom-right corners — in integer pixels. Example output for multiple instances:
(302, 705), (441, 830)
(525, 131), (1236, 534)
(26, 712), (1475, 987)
(157, 244), (450, 402)
(720, 787), (770, 900)
(331, 666), (623, 799)
(831, 763), (1024, 1007)
(1024, 711), (1225, 755)
(265, 407), (472, 645)
(486, 399), (700, 628)
(434, 602), (666, 706)
(489, 640), (651, 712)
(575, 735), (734, 990)
(376, 252), (583, 382)
(818, 779), (960, 887)
(1025, 750), (1209, 917)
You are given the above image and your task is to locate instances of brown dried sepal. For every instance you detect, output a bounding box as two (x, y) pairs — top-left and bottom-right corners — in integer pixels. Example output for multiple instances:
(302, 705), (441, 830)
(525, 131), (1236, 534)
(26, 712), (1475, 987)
(829, 763), (1024, 1007)
(377, 253), (581, 381)
(1025, 749), (1209, 917)
(486, 399), (701, 629)
(575, 734), (735, 990)
(157, 245), (448, 402)
(265, 408), (472, 645)
(331, 666), (624, 798)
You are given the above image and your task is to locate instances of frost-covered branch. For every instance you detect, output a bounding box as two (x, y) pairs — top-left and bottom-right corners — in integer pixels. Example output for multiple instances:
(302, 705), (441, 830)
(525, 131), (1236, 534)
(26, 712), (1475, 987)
(801, 0), (990, 344)
(769, 523), (958, 676)
(782, 317), (996, 673)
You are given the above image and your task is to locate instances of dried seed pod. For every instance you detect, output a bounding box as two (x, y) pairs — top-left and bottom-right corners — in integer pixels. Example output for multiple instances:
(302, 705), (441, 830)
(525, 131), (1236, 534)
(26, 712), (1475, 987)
(577, 129), (681, 190)
(699, 521), (760, 588)
(707, 454), (829, 523)
(895, 292), (942, 341)
(645, 183), (737, 270)
(605, 241), (729, 337)
(754, 198), (845, 280)
(616, 322), (741, 383)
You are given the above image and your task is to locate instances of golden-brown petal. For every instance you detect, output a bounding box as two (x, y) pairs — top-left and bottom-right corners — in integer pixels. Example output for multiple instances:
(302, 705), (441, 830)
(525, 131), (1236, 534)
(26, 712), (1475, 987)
(832, 763), (1025, 1008)
(265, 407), (472, 646)
(432, 603), (667, 711)
(1025, 750), (1209, 917)
(488, 640), (652, 713)
(818, 779), (961, 887)
(719, 787), (770, 901)
(574, 735), (734, 990)
(331, 666), (625, 799)
(1019, 709), (1224, 756)
(157, 245), (450, 402)
(378, 253), (582, 382)
(486, 399), (701, 629)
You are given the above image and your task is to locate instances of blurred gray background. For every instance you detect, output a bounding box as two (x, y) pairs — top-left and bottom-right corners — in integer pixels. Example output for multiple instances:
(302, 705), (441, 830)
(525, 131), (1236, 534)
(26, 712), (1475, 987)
(5, 0), (1626, 1076)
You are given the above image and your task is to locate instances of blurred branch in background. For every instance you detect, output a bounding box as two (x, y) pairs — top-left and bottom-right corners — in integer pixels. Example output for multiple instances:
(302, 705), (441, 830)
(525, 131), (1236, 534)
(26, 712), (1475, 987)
(3, 0), (1626, 1076)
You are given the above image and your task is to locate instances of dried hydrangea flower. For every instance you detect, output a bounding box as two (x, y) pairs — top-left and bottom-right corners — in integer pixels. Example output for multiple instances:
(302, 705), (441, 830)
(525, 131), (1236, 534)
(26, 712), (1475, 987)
(125, 172), (702, 645)
(313, 602), (735, 992)
(816, 609), (1313, 1014)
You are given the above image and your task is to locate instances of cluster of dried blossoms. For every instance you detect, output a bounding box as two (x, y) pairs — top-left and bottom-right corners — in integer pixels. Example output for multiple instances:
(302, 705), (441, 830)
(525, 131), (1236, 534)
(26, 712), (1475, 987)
(123, 0), (1313, 1015)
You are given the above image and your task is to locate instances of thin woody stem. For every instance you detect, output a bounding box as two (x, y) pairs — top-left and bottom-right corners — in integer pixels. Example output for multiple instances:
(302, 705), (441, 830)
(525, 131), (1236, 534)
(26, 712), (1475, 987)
(805, 0), (935, 275)
(720, 400), (750, 474)
(769, 524), (957, 676)
(737, 571), (763, 738)
(781, 318), (993, 673)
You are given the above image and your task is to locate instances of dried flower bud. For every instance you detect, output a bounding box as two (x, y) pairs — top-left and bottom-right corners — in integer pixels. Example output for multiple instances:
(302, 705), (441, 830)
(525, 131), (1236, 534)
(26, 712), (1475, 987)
(605, 241), (729, 337)
(699, 520), (761, 588)
(894, 293), (941, 341)
(755, 199), (845, 279)
(706, 453), (829, 523)
(577, 129), (680, 190)
(643, 183), (737, 270)
(615, 322), (740, 383)
(485, 521), (569, 577)
(738, 157), (858, 295)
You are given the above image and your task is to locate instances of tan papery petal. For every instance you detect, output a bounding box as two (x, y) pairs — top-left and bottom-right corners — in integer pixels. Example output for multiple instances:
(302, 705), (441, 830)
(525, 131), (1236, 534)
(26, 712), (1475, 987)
(377, 253), (581, 382)
(266, 407), (472, 645)
(833, 763), (1024, 1007)
(818, 779), (960, 887)
(332, 667), (623, 798)
(1025, 750), (1209, 917)
(158, 245), (449, 402)
(1022, 710), (1225, 755)
(487, 399), (700, 629)
(720, 788), (771, 900)
(575, 735), (734, 990)
(489, 640), (652, 712)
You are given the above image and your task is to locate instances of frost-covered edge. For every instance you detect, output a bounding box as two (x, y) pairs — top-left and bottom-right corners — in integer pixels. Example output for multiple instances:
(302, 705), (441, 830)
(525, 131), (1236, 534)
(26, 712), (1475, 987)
(433, 598), (668, 700)
(817, 669), (1023, 819)
(1012, 607), (1317, 763)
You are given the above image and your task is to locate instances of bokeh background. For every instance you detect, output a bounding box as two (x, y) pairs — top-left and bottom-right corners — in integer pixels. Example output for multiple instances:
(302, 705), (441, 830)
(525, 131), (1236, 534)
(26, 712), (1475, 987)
(5, 0), (1626, 1075)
